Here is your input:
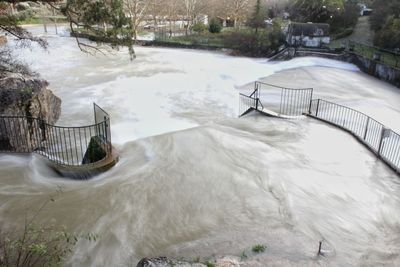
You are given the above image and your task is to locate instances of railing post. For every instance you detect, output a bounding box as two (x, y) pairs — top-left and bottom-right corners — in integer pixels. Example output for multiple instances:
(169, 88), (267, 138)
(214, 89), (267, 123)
(378, 127), (387, 156)
(308, 89), (314, 114)
(363, 117), (370, 140)
(104, 115), (108, 141)
(93, 103), (97, 124)
(315, 99), (320, 117)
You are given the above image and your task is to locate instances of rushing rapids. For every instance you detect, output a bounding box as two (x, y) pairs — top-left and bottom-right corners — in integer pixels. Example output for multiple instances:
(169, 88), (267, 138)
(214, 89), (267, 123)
(0, 26), (400, 266)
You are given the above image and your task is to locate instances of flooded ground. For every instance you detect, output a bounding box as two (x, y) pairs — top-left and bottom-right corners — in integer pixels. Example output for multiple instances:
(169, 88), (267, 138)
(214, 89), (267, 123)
(0, 27), (399, 266)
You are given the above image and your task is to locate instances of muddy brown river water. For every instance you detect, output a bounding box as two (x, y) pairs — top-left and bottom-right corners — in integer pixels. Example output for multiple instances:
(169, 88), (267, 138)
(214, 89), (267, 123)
(1, 27), (400, 266)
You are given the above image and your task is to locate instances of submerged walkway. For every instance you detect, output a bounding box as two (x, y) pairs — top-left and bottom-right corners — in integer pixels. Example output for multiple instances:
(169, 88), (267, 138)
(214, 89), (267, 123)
(239, 82), (400, 175)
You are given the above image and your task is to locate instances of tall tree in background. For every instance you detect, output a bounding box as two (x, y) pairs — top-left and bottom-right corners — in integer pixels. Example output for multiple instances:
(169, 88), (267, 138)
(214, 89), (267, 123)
(225, 0), (250, 28)
(123, 0), (150, 43)
(164, 0), (181, 32)
(182, 0), (208, 34)
(370, 0), (400, 49)
(328, 0), (359, 34)
(0, 0), (137, 74)
(63, 0), (134, 57)
(147, 0), (163, 27)
(370, 0), (400, 31)
(291, 0), (344, 23)
(248, 0), (266, 33)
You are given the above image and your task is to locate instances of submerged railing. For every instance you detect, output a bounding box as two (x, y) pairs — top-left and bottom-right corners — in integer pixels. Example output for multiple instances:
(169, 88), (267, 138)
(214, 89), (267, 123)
(239, 82), (399, 175)
(309, 99), (399, 174)
(0, 103), (112, 167)
(239, 93), (263, 117)
(239, 82), (313, 117)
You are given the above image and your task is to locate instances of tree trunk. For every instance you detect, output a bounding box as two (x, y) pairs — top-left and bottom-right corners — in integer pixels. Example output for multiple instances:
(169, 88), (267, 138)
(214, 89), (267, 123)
(42, 15), (47, 33)
(52, 8), (58, 34)
(103, 22), (108, 33)
(134, 28), (138, 42)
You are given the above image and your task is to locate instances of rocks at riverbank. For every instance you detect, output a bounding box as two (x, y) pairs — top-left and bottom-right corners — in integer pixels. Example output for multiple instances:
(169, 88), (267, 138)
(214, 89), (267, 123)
(0, 73), (61, 122)
(137, 256), (244, 267)
(0, 73), (61, 151)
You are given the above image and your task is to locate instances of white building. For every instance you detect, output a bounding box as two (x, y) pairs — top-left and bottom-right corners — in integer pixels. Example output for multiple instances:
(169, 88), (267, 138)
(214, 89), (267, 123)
(286, 22), (330, 48)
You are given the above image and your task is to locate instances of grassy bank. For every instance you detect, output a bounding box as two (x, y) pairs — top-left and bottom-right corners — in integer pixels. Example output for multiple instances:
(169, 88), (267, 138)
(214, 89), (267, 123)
(155, 27), (284, 56)
(17, 16), (68, 25)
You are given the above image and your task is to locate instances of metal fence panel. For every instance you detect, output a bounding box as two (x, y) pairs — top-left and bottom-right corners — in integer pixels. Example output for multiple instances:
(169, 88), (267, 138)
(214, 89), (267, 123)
(310, 99), (400, 174)
(0, 103), (112, 167)
(255, 82), (313, 116)
(239, 93), (257, 117)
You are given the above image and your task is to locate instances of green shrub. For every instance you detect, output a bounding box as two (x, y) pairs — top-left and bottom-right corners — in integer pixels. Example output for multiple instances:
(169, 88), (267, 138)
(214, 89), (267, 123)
(332, 28), (354, 40)
(16, 9), (35, 21)
(0, 198), (97, 267)
(374, 16), (400, 50)
(252, 244), (266, 253)
(192, 23), (208, 33)
(209, 18), (222, 34)
(223, 25), (284, 56)
(329, 2), (359, 34)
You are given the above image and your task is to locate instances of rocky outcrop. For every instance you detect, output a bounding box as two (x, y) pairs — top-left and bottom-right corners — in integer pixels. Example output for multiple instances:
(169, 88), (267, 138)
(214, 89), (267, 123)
(0, 74), (61, 122)
(0, 73), (61, 152)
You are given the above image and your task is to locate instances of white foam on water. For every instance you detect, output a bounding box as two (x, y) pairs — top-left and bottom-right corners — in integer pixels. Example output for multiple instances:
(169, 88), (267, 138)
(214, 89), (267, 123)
(12, 29), (362, 144)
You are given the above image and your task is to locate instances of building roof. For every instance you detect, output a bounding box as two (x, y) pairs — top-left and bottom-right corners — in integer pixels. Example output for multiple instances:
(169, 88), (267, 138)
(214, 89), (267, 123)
(288, 22), (330, 37)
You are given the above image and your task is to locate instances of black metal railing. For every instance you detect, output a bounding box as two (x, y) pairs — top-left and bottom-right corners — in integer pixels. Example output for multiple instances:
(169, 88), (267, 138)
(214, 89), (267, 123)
(239, 93), (257, 117)
(153, 27), (191, 40)
(347, 41), (400, 69)
(238, 82), (399, 175)
(256, 82), (313, 116)
(310, 99), (400, 174)
(0, 103), (112, 167)
(239, 82), (313, 117)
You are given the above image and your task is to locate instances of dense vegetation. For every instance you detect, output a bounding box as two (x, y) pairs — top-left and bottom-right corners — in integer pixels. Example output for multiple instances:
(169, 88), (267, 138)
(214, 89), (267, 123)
(289, 0), (360, 39)
(370, 0), (400, 50)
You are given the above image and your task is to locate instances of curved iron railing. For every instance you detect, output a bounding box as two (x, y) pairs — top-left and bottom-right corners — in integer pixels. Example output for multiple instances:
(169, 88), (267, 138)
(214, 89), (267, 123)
(0, 103), (112, 167)
(238, 82), (399, 175)
(309, 99), (400, 174)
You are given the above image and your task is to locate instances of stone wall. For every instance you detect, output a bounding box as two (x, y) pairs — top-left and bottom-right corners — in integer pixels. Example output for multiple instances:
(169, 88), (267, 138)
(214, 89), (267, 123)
(347, 54), (400, 87)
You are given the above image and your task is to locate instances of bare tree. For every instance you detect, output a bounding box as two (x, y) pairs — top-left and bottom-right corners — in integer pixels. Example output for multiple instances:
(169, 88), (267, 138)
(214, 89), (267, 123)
(164, 0), (181, 33)
(124, 0), (150, 42)
(226, 0), (249, 28)
(182, 0), (208, 33)
(147, 0), (163, 26)
(225, 0), (251, 28)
